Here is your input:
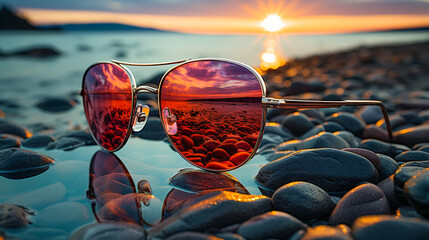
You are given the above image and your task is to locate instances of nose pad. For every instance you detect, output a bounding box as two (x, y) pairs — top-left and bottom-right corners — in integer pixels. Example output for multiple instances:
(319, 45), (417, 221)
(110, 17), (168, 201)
(162, 107), (177, 135)
(133, 104), (150, 132)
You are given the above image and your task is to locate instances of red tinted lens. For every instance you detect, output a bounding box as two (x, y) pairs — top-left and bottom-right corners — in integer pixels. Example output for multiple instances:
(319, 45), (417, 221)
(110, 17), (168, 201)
(83, 63), (133, 151)
(159, 60), (264, 171)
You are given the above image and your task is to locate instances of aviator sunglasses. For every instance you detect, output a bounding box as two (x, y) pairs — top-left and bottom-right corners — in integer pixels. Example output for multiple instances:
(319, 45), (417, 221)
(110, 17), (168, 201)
(81, 58), (393, 172)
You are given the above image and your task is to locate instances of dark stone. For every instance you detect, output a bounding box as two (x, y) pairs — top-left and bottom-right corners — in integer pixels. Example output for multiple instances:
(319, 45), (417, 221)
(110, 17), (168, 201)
(58, 130), (95, 145)
(69, 222), (146, 240)
(0, 204), (33, 228)
(327, 112), (366, 137)
(0, 136), (20, 150)
(393, 125), (429, 148)
(329, 183), (390, 226)
(263, 123), (294, 139)
(260, 133), (288, 148)
(395, 150), (429, 162)
(417, 145), (429, 153)
(0, 148), (54, 179)
(352, 215), (429, 240)
(133, 117), (166, 140)
(359, 139), (397, 157)
(272, 182), (335, 220)
(334, 131), (359, 148)
(255, 148), (378, 195)
(0, 119), (32, 139)
(281, 113), (314, 136)
(215, 232), (245, 240)
(378, 154), (399, 180)
(278, 132), (350, 151)
(377, 176), (399, 210)
(299, 125), (325, 140)
(343, 148), (380, 172)
(8, 46), (61, 58)
(357, 106), (384, 124)
(148, 191), (272, 239)
(284, 81), (326, 95)
(266, 151), (295, 162)
(22, 135), (54, 148)
(237, 211), (307, 240)
(396, 205), (422, 218)
(35, 97), (77, 112)
(377, 115), (406, 131)
(166, 232), (222, 240)
(299, 109), (325, 122)
(362, 125), (390, 142)
(404, 169), (429, 218)
(322, 122), (345, 132)
(393, 160), (429, 204)
(395, 99), (429, 110)
(300, 225), (353, 240)
(54, 137), (85, 151)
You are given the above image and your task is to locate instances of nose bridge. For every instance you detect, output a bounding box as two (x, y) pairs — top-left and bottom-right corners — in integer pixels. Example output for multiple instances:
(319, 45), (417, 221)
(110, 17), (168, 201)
(135, 85), (158, 95)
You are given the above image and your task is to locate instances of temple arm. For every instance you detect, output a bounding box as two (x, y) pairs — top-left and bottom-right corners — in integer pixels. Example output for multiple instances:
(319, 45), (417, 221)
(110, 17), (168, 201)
(262, 97), (393, 142)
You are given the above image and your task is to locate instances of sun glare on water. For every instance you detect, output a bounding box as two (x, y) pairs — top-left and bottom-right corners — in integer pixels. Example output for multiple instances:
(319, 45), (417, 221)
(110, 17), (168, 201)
(261, 14), (285, 32)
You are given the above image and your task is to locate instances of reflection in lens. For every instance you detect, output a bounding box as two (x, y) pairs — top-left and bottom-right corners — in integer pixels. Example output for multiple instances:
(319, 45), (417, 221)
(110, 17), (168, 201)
(83, 63), (133, 151)
(159, 60), (263, 171)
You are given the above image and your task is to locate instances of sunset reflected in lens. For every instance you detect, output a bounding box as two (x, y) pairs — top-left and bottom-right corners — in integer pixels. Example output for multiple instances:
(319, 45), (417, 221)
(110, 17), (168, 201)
(159, 60), (264, 171)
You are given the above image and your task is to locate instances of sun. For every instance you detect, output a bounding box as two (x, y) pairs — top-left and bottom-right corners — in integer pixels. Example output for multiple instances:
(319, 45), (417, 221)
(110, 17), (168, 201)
(261, 14), (285, 32)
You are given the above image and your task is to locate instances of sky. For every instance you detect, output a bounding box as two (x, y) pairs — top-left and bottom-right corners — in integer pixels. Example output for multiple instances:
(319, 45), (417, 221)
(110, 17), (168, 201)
(3, 0), (429, 34)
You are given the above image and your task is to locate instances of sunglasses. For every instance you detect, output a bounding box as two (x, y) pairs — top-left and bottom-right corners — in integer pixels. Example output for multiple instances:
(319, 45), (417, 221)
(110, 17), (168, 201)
(81, 58), (393, 172)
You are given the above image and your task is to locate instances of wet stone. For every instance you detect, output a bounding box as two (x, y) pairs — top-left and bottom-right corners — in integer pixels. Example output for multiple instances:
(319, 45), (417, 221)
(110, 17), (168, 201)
(0, 119), (32, 139)
(237, 211), (307, 240)
(0, 136), (20, 150)
(327, 112), (366, 137)
(359, 139), (397, 157)
(54, 137), (85, 151)
(58, 130), (95, 145)
(272, 182), (335, 221)
(256, 148), (378, 194)
(329, 183), (390, 226)
(378, 154), (399, 180)
(278, 132), (350, 151)
(35, 97), (77, 112)
(134, 117), (166, 140)
(148, 191), (272, 239)
(343, 148), (381, 172)
(300, 225), (353, 240)
(352, 215), (429, 240)
(393, 125), (429, 148)
(393, 160), (429, 204)
(395, 150), (429, 162)
(335, 131), (359, 148)
(21, 135), (54, 148)
(281, 113), (314, 136)
(0, 204), (33, 228)
(322, 122), (345, 133)
(0, 148), (54, 179)
(404, 169), (429, 218)
(69, 222), (146, 240)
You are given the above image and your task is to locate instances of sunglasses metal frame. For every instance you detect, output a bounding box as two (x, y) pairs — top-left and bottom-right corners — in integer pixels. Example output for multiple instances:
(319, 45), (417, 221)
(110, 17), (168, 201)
(81, 58), (393, 172)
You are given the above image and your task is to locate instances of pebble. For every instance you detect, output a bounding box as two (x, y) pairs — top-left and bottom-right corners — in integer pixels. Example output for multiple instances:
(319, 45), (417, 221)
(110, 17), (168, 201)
(0, 148), (55, 179)
(377, 176), (398, 210)
(69, 222), (146, 240)
(299, 125), (325, 140)
(300, 225), (353, 240)
(0, 204), (33, 228)
(343, 148), (380, 171)
(265, 150), (294, 162)
(256, 148), (378, 194)
(299, 109), (325, 122)
(378, 154), (399, 180)
(322, 122), (345, 132)
(328, 183), (390, 226)
(34, 201), (90, 230)
(148, 191), (272, 239)
(284, 81), (325, 95)
(133, 117), (166, 140)
(327, 112), (366, 137)
(352, 215), (429, 240)
(166, 232), (222, 240)
(0, 119), (32, 139)
(357, 105), (384, 124)
(396, 205), (422, 218)
(334, 131), (359, 148)
(395, 150), (429, 162)
(0, 136), (20, 150)
(272, 182), (335, 220)
(137, 179), (152, 195)
(281, 113), (314, 136)
(377, 115), (406, 131)
(263, 123), (294, 139)
(278, 132), (350, 151)
(237, 211), (307, 240)
(58, 130), (95, 145)
(35, 97), (77, 112)
(361, 125), (390, 142)
(393, 160), (429, 204)
(416, 145), (429, 153)
(215, 232), (245, 240)
(393, 125), (429, 147)
(359, 139), (398, 157)
(8, 46), (61, 58)
(404, 169), (429, 218)
(21, 135), (54, 148)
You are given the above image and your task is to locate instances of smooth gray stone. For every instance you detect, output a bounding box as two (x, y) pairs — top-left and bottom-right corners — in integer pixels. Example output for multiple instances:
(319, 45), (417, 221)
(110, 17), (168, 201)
(35, 97), (76, 112)
(404, 169), (429, 218)
(166, 232), (222, 240)
(359, 139), (397, 157)
(266, 151), (295, 162)
(148, 191), (272, 239)
(0, 204), (33, 228)
(322, 122), (345, 133)
(22, 135), (54, 148)
(396, 206), (422, 218)
(263, 123), (294, 139)
(352, 215), (429, 240)
(329, 183), (390, 226)
(54, 137), (85, 151)
(57, 130), (95, 145)
(416, 145), (429, 153)
(343, 148), (380, 172)
(0, 119), (31, 139)
(334, 131), (359, 148)
(378, 154), (399, 180)
(299, 109), (326, 122)
(256, 148), (378, 195)
(215, 232), (245, 240)
(237, 211), (307, 240)
(0, 148), (54, 179)
(69, 222), (146, 240)
(300, 225), (353, 240)
(299, 125), (325, 140)
(393, 160), (429, 204)
(281, 113), (314, 136)
(0, 136), (20, 150)
(278, 132), (350, 151)
(327, 112), (366, 137)
(362, 125), (390, 142)
(272, 182), (335, 221)
(377, 176), (399, 210)
(357, 105), (384, 124)
(393, 125), (429, 148)
(395, 150), (429, 162)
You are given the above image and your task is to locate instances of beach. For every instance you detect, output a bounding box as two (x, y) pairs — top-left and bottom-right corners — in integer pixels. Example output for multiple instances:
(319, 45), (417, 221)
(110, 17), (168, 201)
(1, 32), (429, 239)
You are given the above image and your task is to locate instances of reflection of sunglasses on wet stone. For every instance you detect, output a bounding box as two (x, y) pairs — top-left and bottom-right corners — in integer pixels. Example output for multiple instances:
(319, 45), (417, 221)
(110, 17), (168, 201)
(81, 58), (393, 172)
